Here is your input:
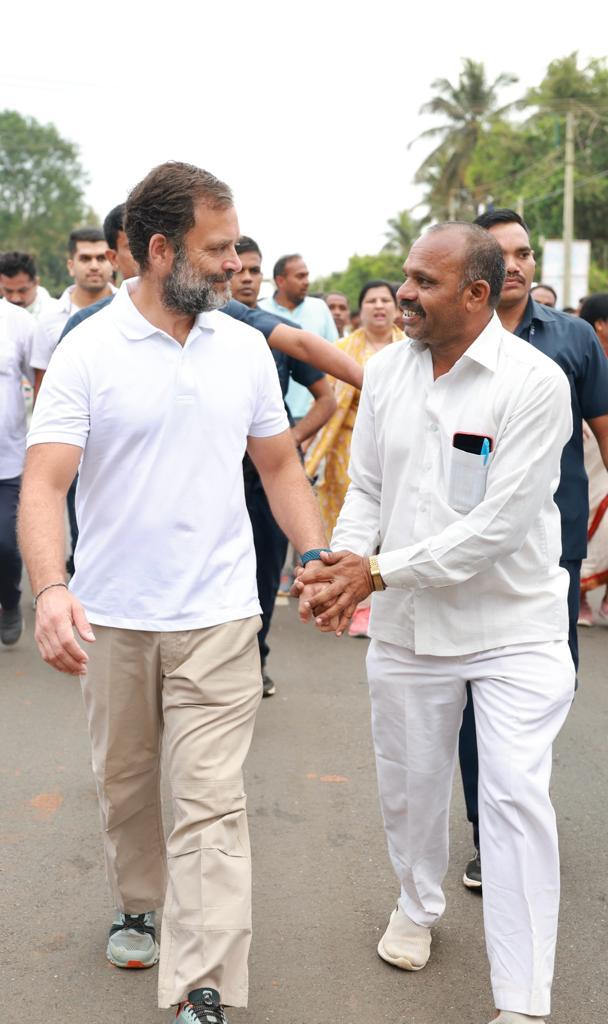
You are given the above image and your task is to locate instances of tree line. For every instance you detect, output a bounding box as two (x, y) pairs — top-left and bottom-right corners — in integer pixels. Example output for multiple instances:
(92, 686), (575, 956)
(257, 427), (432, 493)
(316, 53), (608, 306)
(1, 52), (607, 301)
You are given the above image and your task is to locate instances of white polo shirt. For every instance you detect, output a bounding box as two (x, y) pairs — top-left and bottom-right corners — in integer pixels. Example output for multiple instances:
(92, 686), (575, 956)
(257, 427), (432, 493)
(0, 299), (35, 479)
(332, 313), (573, 656)
(27, 280), (289, 630)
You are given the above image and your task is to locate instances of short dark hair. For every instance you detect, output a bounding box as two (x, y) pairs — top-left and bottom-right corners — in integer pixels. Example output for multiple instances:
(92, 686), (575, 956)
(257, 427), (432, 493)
(273, 253), (302, 280)
(0, 250), (37, 279)
(125, 161), (233, 272)
(358, 279), (398, 308)
(68, 226), (106, 255)
(326, 290), (349, 302)
(427, 222), (506, 309)
(473, 207), (530, 236)
(235, 236), (262, 259)
(531, 282), (558, 302)
(580, 293), (608, 326)
(103, 204), (125, 251)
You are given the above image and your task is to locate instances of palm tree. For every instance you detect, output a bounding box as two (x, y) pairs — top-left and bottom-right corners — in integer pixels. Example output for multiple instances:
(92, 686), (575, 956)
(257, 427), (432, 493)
(412, 59), (518, 220)
(382, 209), (420, 255)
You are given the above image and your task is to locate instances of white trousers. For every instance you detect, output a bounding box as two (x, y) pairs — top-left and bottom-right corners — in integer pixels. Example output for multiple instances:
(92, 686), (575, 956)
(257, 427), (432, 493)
(366, 639), (574, 1016)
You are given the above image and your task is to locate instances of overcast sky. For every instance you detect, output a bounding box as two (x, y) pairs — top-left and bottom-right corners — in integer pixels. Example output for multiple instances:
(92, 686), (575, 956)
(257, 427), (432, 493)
(3, 1), (604, 278)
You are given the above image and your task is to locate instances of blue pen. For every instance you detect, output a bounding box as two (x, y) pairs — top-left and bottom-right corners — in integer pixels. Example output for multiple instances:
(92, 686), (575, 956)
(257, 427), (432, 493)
(480, 438), (490, 466)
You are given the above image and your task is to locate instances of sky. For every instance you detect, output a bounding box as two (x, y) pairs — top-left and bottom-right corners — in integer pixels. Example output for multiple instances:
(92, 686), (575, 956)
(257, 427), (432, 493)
(3, 0), (605, 279)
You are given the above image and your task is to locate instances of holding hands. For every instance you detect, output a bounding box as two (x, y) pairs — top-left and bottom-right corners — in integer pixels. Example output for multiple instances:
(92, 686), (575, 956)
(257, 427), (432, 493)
(294, 550), (374, 636)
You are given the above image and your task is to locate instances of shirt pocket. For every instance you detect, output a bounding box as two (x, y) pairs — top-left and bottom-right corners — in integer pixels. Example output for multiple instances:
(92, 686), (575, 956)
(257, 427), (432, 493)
(447, 447), (493, 514)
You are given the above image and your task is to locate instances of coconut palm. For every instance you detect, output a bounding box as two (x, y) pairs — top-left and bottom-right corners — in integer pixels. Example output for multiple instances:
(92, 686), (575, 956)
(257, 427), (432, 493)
(382, 209), (420, 255)
(412, 59), (519, 220)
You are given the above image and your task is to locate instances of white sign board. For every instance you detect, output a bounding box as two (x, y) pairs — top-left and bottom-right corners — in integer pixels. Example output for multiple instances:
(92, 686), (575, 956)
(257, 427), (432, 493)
(541, 240), (590, 309)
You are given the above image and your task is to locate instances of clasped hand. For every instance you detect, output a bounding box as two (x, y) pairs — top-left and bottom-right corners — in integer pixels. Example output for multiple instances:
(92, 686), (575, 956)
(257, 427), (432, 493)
(294, 550), (373, 636)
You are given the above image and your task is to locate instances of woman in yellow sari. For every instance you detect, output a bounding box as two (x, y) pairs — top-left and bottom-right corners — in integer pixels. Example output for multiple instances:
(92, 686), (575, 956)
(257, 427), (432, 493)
(305, 280), (404, 636)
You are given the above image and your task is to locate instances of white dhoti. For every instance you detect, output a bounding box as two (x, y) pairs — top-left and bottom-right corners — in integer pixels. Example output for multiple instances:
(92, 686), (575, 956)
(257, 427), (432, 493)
(366, 638), (574, 1016)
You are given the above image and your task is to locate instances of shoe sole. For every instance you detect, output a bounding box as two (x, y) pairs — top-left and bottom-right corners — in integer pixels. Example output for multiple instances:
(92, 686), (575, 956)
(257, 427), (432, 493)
(106, 942), (160, 969)
(462, 873), (482, 890)
(577, 619), (593, 627)
(377, 937), (428, 971)
(262, 687), (275, 697)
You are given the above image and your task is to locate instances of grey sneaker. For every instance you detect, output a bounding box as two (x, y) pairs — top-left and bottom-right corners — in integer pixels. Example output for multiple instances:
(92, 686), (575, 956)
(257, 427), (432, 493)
(463, 849), (482, 890)
(175, 988), (228, 1023)
(1, 605), (23, 646)
(262, 673), (276, 698)
(106, 911), (159, 968)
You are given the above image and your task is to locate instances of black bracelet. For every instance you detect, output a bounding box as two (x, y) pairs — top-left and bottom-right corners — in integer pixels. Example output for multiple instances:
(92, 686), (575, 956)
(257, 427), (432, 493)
(34, 582), (68, 606)
(300, 548), (332, 566)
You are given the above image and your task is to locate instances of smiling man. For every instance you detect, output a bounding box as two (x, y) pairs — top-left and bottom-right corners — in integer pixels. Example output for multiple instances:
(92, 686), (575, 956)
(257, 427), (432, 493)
(18, 161), (328, 1024)
(298, 222), (574, 1024)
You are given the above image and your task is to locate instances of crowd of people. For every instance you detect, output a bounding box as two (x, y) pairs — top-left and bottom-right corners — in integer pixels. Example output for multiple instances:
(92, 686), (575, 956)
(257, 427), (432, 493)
(2, 160), (608, 1024)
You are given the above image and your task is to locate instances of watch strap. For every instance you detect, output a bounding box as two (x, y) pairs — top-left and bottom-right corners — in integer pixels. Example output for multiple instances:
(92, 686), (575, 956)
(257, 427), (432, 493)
(301, 548), (332, 566)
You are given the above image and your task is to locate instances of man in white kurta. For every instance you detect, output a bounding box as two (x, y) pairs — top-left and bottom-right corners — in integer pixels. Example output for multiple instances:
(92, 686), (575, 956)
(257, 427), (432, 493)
(298, 224), (574, 1024)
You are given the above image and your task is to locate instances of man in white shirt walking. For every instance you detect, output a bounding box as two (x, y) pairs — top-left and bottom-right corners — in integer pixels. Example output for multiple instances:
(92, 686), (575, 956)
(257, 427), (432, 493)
(298, 223), (574, 1024)
(0, 299), (35, 645)
(18, 161), (328, 1024)
(31, 226), (115, 399)
(0, 251), (55, 319)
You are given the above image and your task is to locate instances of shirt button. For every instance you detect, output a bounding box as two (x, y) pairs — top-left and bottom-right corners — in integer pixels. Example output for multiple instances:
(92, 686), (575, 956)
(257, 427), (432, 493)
(430, 423), (438, 432)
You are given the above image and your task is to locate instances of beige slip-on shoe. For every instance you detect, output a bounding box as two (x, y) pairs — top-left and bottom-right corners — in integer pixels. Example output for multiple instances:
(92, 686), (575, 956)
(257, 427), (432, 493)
(377, 905), (432, 971)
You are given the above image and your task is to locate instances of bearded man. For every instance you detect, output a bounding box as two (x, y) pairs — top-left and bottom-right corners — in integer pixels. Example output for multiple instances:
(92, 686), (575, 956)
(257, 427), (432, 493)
(18, 161), (328, 1024)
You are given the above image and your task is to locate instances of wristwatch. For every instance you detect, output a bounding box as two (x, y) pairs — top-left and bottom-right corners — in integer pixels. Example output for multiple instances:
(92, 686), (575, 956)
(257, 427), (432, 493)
(369, 555), (386, 592)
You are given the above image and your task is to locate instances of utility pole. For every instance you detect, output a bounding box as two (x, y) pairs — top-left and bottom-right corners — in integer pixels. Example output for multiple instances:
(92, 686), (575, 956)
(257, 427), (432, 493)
(562, 106), (575, 307)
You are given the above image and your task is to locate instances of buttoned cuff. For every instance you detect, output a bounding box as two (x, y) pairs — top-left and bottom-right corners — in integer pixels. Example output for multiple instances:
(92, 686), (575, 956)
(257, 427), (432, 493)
(377, 549), (420, 590)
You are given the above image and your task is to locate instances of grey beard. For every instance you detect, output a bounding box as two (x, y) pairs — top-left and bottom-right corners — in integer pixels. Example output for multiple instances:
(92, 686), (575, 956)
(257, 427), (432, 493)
(162, 250), (232, 315)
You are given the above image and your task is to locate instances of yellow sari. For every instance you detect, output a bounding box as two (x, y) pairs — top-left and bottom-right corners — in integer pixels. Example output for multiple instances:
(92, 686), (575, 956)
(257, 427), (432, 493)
(305, 325), (404, 539)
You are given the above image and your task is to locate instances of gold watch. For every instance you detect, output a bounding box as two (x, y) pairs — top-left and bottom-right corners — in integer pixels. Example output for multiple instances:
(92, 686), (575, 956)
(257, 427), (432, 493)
(369, 555), (386, 592)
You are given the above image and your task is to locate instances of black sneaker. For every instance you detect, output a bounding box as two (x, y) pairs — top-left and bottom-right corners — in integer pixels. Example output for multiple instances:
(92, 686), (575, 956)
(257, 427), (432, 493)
(175, 988), (228, 1023)
(463, 849), (482, 890)
(1, 605), (23, 646)
(262, 673), (276, 698)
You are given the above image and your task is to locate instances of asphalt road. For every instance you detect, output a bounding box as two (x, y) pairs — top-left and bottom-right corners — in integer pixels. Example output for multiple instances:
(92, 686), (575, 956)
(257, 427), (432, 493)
(1, 593), (606, 1024)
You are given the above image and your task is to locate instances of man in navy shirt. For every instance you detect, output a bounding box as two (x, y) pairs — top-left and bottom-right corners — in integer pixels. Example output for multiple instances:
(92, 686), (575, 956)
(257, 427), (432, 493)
(459, 209), (608, 888)
(232, 237), (335, 697)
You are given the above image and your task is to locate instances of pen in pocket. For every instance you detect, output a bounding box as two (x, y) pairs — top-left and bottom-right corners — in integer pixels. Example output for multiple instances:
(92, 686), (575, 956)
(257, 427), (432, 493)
(480, 438), (490, 466)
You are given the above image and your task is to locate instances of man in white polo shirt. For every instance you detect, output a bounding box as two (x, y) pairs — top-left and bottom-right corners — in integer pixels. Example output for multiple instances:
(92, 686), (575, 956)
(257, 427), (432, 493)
(0, 298), (35, 645)
(18, 161), (328, 1024)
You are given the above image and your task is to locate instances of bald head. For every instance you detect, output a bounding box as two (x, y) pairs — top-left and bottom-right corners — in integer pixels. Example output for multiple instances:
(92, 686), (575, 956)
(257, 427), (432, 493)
(424, 223), (506, 309)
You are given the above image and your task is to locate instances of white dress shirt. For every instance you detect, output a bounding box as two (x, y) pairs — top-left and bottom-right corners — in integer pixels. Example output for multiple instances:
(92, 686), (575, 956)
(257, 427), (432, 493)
(0, 299), (35, 479)
(331, 313), (573, 656)
(27, 280), (289, 631)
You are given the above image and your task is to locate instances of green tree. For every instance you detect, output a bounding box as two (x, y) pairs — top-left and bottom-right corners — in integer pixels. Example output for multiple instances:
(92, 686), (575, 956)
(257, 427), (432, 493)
(412, 58), (518, 221)
(467, 54), (608, 267)
(0, 110), (96, 293)
(382, 209), (420, 256)
(313, 252), (406, 310)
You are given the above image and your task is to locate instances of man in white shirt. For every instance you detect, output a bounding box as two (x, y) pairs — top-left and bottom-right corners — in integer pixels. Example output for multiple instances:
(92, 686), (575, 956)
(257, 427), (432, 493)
(18, 161), (328, 1024)
(259, 253), (338, 418)
(298, 223), (574, 1024)
(0, 299), (35, 645)
(0, 251), (55, 320)
(31, 226), (115, 399)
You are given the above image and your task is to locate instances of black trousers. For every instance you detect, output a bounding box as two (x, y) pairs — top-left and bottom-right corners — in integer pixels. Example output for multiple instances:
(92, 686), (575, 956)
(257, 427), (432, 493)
(244, 472), (289, 668)
(458, 558), (581, 850)
(0, 476), (22, 611)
